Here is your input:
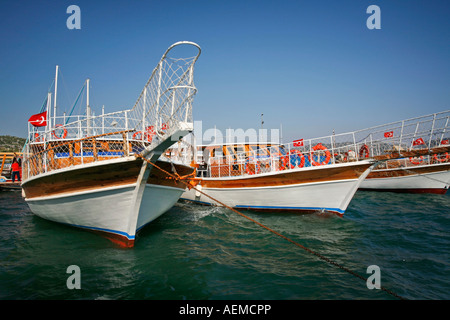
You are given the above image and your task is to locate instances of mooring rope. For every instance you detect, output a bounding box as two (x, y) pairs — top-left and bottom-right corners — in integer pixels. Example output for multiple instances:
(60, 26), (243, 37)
(136, 153), (406, 300)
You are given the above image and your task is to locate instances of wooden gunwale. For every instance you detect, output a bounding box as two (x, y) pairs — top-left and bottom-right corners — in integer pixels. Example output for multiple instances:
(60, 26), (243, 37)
(372, 146), (450, 161)
(200, 161), (373, 189)
(367, 162), (450, 179)
(22, 158), (193, 199)
(23, 129), (194, 199)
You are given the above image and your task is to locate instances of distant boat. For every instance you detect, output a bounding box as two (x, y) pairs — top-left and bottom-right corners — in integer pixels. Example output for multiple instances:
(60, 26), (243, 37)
(360, 155), (450, 194)
(355, 111), (450, 194)
(21, 41), (201, 247)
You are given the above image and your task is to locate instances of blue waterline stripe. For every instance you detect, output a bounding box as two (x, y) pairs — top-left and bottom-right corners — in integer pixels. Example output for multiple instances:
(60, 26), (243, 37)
(234, 205), (345, 214)
(180, 198), (345, 214)
(62, 222), (135, 240)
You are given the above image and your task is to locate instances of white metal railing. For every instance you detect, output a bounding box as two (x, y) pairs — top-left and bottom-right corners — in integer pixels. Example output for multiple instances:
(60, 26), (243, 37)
(206, 131), (370, 178)
(23, 41), (201, 181)
(351, 110), (450, 157)
(197, 110), (450, 178)
(127, 41), (201, 145)
(374, 154), (446, 171)
(22, 130), (141, 181)
(27, 42), (201, 148)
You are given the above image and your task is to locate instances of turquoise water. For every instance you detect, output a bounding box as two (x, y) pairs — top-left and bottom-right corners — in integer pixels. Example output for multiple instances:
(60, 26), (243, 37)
(0, 189), (449, 300)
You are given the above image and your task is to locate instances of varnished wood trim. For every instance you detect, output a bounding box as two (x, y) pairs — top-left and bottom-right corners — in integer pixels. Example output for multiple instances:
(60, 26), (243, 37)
(201, 162), (372, 189)
(373, 146), (450, 161)
(359, 187), (448, 194)
(22, 159), (142, 199)
(367, 163), (450, 179)
(22, 159), (193, 199)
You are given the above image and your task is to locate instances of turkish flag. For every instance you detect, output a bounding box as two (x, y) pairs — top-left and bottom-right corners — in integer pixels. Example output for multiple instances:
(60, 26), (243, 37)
(441, 139), (449, 145)
(412, 138), (425, 146)
(384, 131), (394, 138)
(293, 139), (304, 147)
(28, 111), (47, 127)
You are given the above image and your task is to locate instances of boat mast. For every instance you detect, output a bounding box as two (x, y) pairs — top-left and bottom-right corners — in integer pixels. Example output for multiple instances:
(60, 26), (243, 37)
(86, 78), (90, 136)
(53, 65), (59, 128)
(46, 92), (52, 134)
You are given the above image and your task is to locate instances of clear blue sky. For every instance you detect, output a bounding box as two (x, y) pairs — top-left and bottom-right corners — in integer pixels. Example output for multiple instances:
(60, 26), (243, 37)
(1, 0), (449, 142)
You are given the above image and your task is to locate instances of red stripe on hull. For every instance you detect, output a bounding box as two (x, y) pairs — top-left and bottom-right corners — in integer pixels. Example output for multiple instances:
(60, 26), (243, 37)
(87, 229), (135, 248)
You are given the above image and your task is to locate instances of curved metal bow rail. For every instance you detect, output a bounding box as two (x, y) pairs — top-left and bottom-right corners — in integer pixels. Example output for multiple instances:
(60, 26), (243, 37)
(23, 42), (201, 180)
(127, 41), (201, 152)
(29, 41), (201, 145)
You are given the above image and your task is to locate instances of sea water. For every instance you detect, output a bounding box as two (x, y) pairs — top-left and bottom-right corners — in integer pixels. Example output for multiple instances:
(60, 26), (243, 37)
(0, 189), (449, 300)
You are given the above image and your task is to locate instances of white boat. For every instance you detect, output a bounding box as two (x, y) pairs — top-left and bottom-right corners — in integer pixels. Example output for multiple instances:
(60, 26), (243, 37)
(353, 111), (450, 194)
(21, 41), (201, 247)
(171, 135), (377, 216)
(171, 110), (450, 215)
(360, 156), (450, 194)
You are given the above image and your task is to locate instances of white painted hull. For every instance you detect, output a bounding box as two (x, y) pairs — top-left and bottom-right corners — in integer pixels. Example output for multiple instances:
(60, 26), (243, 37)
(360, 168), (450, 194)
(181, 162), (374, 215)
(136, 184), (184, 230)
(22, 156), (192, 247)
(26, 183), (184, 244)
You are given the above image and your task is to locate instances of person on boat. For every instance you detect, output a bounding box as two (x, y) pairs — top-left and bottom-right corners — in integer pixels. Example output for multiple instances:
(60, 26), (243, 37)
(11, 158), (21, 183)
(13, 153), (22, 167)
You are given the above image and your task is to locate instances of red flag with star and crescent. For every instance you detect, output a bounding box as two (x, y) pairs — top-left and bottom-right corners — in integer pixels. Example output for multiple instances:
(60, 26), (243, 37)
(28, 111), (48, 127)
(412, 138), (425, 146)
(293, 139), (304, 147)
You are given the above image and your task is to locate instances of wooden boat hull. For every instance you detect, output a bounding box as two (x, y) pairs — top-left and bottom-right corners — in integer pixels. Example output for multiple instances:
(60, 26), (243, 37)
(359, 162), (450, 194)
(22, 157), (192, 247)
(181, 161), (374, 215)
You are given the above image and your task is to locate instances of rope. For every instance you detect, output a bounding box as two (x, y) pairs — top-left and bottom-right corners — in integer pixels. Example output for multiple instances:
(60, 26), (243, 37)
(65, 83), (86, 125)
(135, 153), (406, 300)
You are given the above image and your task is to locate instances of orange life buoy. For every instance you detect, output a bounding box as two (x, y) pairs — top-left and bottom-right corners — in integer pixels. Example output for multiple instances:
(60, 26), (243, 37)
(34, 133), (41, 142)
(289, 150), (305, 169)
(409, 156), (424, 165)
(310, 143), (331, 166)
(359, 144), (370, 158)
(133, 131), (153, 142)
(433, 153), (449, 163)
(245, 157), (260, 175)
(51, 124), (67, 139)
